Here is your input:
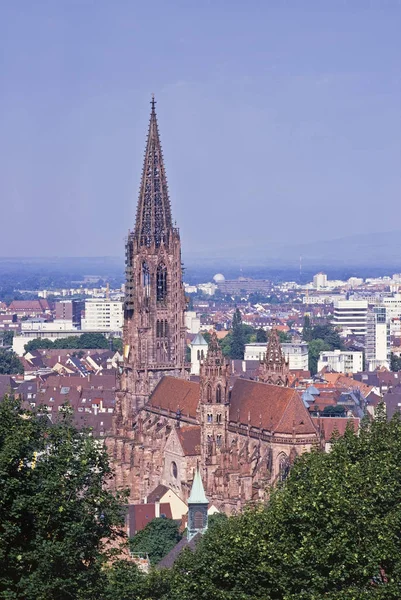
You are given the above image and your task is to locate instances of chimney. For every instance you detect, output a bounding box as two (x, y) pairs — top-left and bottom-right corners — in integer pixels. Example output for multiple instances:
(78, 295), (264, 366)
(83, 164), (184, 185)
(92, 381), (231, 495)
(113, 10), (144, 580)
(155, 497), (160, 518)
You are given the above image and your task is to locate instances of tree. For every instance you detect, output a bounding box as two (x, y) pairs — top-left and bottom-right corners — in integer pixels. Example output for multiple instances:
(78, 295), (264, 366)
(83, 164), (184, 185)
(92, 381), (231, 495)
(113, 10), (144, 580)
(24, 333), (111, 354)
(112, 337), (123, 353)
(231, 309), (245, 359)
(390, 353), (401, 372)
(302, 315), (313, 341)
(78, 332), (109, 349)
(24, 338), (54, 352)
(0, 348), (24, 375)
(256, 328), (267, 343)
(165, 407), (401, 599)
(0, 397), (126, 600)
(277, 330), (291, 344)
(129, 517), (182, 566)
(308, 338), (331, 375)
(0, 331), (14, 346)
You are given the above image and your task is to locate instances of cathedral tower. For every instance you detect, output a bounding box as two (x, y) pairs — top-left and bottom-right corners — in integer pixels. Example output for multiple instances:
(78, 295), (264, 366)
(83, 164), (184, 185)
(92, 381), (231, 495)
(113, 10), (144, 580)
(258, 328), (289, 386)
(199, 332), (230, 461)
(119, 97), (189, 424)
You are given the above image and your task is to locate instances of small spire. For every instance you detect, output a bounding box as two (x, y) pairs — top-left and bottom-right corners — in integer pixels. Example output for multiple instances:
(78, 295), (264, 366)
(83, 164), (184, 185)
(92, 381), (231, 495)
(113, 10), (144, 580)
(151, 93), (156, 113)
(188, 465), (208, 505)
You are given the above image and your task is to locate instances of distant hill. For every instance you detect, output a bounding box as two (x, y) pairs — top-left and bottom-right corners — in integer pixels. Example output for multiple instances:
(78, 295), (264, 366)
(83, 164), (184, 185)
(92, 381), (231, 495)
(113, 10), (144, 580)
(183, 230), (401, 269)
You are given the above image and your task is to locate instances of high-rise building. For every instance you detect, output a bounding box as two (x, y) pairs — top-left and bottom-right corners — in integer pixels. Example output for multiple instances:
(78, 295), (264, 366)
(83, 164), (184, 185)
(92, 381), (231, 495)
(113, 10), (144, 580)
(365, 307), (390, 371)
(313, 272), (328, 290)
(317, 350), (363, 374)
(118, 97), (189, 419)
(333, 300), (368, 336)
(81, 300), (123, 332)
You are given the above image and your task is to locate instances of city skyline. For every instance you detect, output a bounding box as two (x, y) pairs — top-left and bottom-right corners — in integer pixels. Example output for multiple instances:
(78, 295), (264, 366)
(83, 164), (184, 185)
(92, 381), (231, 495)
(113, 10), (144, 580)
(1, 1), (400, 258)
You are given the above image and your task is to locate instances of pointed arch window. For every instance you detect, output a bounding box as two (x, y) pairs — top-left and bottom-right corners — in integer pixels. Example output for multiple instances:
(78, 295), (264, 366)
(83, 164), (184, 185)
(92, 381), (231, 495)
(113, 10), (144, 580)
(207, 385), (212, 403)
(142, 262), (150, 297)
(156, 263), (167, 301)
(216, 413), (222, 424)
(194, 510), (204, 529)
(279, 453), (290, 483)
(216, 434), (222, 447)
(216, 385), (222, 404)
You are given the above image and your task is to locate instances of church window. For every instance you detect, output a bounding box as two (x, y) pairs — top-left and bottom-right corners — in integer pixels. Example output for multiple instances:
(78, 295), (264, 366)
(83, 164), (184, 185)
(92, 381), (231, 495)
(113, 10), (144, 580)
(197, 350), (200, 360)
(207, 385), (212, 403)
(201, 350), (204, 359)
(279, 453), (290, 483)
(156, 263), (167, 301)
(207, 413), (213, 423)
(216, 385), (222, 404)
(216, 413), (222, 424)
(216, 434), (222, 447)
(171, 461), (178, 479)
(142, 262), (150, 297)
(194, 510), (204, 529)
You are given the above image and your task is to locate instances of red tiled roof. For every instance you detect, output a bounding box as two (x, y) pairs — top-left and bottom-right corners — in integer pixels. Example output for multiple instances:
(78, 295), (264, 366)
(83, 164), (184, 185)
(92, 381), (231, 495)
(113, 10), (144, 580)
(229, 378), (317, 435)
(128, 503), (172, 536)
(177, 425), (201, 456)
(312, 416), (360, 441)
(148, 377), (200, 419)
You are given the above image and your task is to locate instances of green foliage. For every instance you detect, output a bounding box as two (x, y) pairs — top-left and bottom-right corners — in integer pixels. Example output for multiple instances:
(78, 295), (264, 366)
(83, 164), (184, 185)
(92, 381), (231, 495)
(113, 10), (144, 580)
(0, 331), (14, 346)
(0, 349), (24, 375)
(256, 328), (267, 343)
(390, 353), (401, 372)
(304, 322), (344, 375)
(0, 397), (126, 600)
(112, 337), (123, 353)
(162, 408), (401, 599)
(322, 404), (346, 416)
(308, 338), (332, 375)
(302, 314), (313, 341)
(231, 308), (245, 359)
(129, 518), (182, 566)
(277, 330), (291, 343)
(24, 332), (112, 353)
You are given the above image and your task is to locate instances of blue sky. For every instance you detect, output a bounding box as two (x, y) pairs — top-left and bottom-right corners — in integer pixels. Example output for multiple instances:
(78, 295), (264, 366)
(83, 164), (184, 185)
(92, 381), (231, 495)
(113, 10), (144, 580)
(0, 1), (400, 258)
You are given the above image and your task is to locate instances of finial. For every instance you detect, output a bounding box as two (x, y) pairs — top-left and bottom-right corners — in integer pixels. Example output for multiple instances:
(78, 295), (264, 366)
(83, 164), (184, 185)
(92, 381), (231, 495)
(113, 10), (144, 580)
(151, 94), (156, 112)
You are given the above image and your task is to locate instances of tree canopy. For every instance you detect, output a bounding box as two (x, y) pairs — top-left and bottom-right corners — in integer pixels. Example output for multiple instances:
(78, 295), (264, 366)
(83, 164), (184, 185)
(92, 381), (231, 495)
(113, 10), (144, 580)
(302, 320), (344, 374)
(0, 348), (24, 375)
(0, 397), (126, 600)
(129, 517), (182, 565)
(161, 407), (401, 599)
(24, 333), (121, 354)
(390, 353), (401, 372)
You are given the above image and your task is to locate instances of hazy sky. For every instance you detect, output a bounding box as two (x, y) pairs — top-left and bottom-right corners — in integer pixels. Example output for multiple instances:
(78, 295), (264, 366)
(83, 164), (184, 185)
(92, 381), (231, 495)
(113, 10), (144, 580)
(0, 1), (400, 258)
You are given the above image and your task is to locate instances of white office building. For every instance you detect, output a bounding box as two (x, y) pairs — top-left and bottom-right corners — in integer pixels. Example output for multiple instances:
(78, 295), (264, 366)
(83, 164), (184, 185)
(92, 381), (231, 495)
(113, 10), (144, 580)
(244, 342), (309, 371)
(81, 300), (123, 332)
(365, 307), (390, 371)
(185, 311), (201, 334)
(317, 350), (363, 374)
(383, 294), (401, 320)
(333, 300), (368, 336)
(313, 272), (328, 290)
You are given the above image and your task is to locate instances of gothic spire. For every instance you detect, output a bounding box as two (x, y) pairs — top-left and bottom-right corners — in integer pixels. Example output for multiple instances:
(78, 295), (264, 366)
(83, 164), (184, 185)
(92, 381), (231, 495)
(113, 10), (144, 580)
(264, 328), (287, 369)
(258, 328), (289, 386)
(134, 96), (173, 247)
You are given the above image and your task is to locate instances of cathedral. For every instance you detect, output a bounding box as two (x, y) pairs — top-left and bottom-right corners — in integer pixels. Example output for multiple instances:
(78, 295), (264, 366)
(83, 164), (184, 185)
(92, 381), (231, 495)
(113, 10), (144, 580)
(109, 99), (318, 513)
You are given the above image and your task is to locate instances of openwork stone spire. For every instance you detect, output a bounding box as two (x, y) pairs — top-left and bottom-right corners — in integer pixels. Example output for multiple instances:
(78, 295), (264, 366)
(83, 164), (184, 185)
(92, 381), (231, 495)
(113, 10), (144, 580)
(258, 328), (289, 386)
(135, 96), (173, 247)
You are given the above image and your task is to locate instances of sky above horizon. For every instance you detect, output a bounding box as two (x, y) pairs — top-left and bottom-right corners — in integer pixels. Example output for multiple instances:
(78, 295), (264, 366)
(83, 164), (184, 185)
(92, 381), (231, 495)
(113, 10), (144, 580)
(0, 1), (400, 259)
